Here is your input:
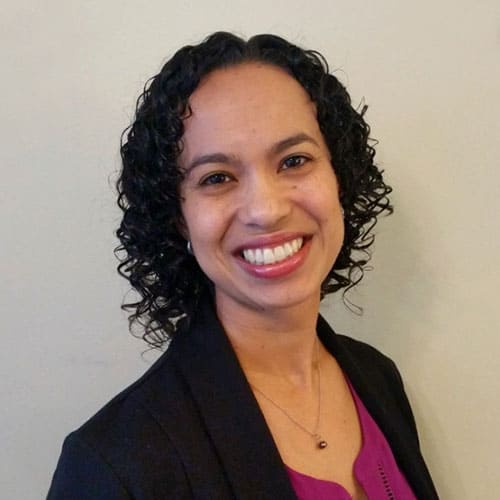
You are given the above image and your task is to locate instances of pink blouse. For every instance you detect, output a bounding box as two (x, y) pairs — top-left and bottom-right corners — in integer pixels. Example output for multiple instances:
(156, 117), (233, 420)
(285, 381), (416, 499)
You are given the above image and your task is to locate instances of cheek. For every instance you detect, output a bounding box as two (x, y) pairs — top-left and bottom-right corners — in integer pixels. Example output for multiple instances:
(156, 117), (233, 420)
(180, 201), (200, 242)
(308, 180), (341, 221)
(182, 203), (222, 245)
(308, 181), (344, 249)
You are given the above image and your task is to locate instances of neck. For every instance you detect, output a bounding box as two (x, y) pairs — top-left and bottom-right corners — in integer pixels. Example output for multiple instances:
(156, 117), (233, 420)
(215, 292), (322, 389)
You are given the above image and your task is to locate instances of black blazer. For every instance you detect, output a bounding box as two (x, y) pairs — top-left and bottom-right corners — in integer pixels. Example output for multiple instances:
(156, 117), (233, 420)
(48, 297), (438, 499)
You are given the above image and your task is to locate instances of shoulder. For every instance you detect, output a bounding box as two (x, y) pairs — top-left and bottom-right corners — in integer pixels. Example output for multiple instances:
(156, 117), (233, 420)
(336, 334), (414, 414)
(318, 317), (419, 439)
(318, 315), (403, 388)
(48, 348), (192, 498)
(334, 333), (403, 383)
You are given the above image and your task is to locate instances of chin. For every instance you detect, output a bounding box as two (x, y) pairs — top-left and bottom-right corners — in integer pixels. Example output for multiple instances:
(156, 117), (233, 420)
(219, 281), (322, 315)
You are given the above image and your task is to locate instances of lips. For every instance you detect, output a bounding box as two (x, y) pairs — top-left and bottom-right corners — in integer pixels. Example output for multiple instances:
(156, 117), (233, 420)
(234, 235), (311, 279)
(241, 237), (303, 265)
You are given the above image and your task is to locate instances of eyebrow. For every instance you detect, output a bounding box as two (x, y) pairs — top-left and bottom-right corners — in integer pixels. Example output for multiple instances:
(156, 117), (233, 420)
(184, 132), (320, 174)
(185, 152), (239, 174)
(270, 133), (320, 156)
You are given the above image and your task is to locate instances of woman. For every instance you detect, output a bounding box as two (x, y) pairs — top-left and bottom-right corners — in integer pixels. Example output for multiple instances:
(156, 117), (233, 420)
(48, 32), (438, 499)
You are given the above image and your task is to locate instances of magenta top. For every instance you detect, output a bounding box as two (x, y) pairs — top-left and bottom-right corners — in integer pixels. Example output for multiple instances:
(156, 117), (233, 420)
(285, 381), (416, 499)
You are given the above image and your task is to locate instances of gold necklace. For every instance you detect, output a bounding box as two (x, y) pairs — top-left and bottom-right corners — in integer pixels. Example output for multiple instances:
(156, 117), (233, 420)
(249, 339), (328, 450)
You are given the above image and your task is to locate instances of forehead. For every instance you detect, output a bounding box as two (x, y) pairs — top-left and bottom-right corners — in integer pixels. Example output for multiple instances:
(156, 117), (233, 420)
(188, 62), (312, 109)
(180, 63), (321, 160)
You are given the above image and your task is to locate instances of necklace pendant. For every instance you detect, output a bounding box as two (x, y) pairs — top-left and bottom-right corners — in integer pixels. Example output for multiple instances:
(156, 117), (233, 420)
(317, 440), (328, 449)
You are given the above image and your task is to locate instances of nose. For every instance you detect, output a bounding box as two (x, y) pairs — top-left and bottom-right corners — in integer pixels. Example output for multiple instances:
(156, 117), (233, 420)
(237, 171), (292, 229)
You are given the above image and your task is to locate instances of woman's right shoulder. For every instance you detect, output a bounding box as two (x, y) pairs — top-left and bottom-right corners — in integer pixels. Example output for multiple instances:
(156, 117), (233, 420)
(47, 348), (193, 499)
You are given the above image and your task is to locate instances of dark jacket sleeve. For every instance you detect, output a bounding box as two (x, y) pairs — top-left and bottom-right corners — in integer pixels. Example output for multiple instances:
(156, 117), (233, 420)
(46, 393), (194, 500)
(47, 433), (130, 499)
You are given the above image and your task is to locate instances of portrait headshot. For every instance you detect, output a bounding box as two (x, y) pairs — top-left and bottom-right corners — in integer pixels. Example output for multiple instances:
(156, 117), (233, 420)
(2, 1), (499, 499)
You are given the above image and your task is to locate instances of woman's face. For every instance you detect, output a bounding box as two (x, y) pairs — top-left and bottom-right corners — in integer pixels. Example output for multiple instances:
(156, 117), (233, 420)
(179, 63), (344, 315)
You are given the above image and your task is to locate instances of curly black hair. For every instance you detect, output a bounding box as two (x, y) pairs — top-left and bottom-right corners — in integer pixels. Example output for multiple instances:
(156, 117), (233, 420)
(116, 31), (392, 348)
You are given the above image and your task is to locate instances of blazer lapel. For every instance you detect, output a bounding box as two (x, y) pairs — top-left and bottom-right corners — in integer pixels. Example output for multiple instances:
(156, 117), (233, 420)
(170, 297), (296, 500)
(316, 315), (438, 500)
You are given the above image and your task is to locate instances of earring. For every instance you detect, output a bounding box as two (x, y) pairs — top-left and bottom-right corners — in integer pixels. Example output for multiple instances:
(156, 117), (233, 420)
(187, 240), (193, 255)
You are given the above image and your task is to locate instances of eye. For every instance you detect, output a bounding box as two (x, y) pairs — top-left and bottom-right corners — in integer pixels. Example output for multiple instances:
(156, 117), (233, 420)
(281, 155), (308, 170)
(199, 172), (232, 186)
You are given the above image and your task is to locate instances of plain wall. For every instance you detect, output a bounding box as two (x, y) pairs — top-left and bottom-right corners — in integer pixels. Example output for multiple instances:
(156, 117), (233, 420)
(2, 1), (499, 498)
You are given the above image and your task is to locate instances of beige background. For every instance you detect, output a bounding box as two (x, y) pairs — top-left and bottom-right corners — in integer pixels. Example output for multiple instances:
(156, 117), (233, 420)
(2, 1), (499, 498)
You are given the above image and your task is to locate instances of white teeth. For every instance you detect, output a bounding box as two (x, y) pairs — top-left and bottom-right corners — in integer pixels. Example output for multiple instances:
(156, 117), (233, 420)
(274, 245), (285, 261)
(263, 248), (274, 264)
(241, 237), (304, 265)
(255, 248), (264, 264)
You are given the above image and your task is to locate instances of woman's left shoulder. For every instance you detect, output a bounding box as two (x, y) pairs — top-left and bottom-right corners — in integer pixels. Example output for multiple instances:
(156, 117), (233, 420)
(319, 318), (416, 420)
(331, 332), (420, 437)
(318, 316), (402, 381)
(335, 333), (401, 375)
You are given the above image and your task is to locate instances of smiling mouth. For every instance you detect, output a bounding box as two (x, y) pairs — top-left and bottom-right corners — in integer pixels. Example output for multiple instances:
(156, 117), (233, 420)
(241, 237), (304, 265)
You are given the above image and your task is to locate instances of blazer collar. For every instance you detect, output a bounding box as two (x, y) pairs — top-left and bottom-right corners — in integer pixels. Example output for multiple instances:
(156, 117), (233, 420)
(317, 315), (437, 499)
(170, 295), (296, 500)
